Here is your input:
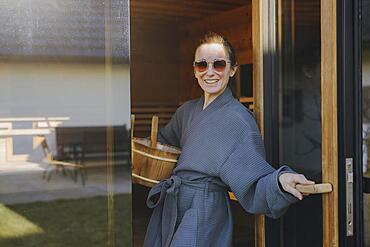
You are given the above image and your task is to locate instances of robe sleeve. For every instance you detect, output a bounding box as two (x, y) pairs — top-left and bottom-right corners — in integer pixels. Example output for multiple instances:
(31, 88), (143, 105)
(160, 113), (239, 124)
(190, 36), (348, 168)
(156, 106), (183, 148)
(219, 131), (299, 219)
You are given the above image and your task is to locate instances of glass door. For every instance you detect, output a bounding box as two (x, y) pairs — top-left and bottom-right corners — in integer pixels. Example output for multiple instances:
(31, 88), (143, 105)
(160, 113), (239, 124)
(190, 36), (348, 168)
(277, 0), (323, 246)
(264, 0), (338, 246)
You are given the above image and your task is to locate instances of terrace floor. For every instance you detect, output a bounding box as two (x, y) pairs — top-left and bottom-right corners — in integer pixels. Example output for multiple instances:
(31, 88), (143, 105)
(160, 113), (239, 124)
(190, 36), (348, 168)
(0, 161), (131, 204)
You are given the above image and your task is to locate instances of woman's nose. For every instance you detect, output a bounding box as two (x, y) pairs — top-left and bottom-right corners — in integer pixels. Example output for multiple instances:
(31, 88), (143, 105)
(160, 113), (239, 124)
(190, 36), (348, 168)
(206, 65), (216, 75)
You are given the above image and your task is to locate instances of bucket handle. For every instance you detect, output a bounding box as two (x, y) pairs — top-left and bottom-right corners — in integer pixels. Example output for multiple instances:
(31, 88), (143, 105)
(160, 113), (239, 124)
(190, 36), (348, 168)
(132, 148), (178, 162)
(151, 115), (158, 148)
(132, 173), (160, 185)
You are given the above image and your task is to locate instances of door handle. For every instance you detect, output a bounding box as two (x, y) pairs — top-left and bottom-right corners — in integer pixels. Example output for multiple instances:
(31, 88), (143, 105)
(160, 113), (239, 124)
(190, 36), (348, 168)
(296, 183), (333, 194)
(228, 183), (333, 201)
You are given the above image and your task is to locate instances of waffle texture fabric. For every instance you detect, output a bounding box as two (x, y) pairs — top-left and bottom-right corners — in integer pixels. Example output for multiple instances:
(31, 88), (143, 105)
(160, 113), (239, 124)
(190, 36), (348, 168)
(143, 87), (299, 247)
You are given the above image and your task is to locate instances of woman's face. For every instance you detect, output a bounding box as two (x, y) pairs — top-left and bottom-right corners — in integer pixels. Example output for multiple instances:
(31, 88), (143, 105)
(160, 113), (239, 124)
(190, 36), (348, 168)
(194, 43), (237, 97)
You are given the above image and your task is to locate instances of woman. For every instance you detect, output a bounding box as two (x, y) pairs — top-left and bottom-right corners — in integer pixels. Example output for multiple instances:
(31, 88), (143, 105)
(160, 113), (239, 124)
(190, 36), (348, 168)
(143, 32), (314, 247)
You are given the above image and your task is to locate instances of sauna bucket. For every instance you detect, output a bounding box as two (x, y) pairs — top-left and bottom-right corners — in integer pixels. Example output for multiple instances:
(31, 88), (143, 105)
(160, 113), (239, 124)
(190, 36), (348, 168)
(131, 115), (181, 187)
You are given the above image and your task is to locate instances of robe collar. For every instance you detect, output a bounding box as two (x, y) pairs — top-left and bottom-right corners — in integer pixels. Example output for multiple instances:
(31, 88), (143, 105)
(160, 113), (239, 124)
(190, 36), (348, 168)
(181, 86), (234, 146)
(197, 86), (234, 114)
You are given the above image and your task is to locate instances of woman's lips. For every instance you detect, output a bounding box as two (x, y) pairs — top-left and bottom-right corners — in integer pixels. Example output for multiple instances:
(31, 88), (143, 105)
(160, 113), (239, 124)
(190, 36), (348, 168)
(204, 79), (219, 84)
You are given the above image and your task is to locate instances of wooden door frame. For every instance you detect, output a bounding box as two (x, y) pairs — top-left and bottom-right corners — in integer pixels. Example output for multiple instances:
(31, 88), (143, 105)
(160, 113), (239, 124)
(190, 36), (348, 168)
(252, 0), (264, 244)
(321, 0), (339, 246)
(252, 0), (276, 246)
(320, 1), (362, 246)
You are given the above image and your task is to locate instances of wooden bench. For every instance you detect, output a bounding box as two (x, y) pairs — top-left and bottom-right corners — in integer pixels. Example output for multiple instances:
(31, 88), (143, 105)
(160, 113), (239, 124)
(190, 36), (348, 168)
(131, 99), (252, 138)
(239, 97), (254, 110)
(55, 126), (130, 167)
(131, 103), (178, 137)
(39, 135), (86, 185)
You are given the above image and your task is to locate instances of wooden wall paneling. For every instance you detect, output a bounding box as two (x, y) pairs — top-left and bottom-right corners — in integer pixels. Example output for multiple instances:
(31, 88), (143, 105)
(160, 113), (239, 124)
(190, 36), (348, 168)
(130, 22), (181, 104)
(130, 0), (248, 22)
(321, 0), (338, 246)
(131, 1), (228, 17)
(179, 11), (253, 58)
(130, 0), (249, 28)
(180, 4), (252, 37)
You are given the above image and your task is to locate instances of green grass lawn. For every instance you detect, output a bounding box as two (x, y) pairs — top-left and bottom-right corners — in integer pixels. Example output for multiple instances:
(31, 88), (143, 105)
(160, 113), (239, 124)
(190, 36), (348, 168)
(0, 194), (132, 247)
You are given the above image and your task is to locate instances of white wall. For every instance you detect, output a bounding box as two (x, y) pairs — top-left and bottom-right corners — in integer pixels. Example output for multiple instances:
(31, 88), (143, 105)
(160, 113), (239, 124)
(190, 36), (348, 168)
(0, 62), (130, 162)
(0, 62), (130, 127)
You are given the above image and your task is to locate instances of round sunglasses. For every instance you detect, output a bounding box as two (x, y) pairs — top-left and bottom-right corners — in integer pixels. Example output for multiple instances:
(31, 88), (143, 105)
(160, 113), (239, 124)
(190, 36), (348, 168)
(193, 59), (231, 73)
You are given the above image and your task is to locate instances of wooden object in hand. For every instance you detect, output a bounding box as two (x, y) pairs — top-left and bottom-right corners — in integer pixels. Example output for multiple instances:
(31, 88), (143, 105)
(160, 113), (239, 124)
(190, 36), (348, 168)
(296, 183), (333, 194)
(131, 116), (181, 187)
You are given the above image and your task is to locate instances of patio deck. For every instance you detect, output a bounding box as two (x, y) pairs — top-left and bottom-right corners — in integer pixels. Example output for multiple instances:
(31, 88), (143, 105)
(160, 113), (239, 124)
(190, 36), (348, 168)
(0, 161), (131, 205)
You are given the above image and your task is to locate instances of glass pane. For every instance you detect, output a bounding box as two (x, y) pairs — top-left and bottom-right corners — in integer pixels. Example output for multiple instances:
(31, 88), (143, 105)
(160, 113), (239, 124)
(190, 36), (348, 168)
(362, 1), (370, 245)
(277, 0), (322, 246)
(0, 1), (131, 246)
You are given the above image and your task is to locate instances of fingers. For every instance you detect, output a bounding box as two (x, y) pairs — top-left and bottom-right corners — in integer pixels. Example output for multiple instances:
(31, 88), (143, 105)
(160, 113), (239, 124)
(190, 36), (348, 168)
(290, 174), (315, 199)
(294, 174), (315, 185)
(285, 185), (303, 200)
(293, 174), (315, 198)
(278, 173), (315, 200)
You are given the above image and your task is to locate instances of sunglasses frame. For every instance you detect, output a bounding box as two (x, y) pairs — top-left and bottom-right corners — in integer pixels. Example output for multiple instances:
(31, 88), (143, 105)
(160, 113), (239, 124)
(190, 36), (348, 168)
(193, 59), (231, 73)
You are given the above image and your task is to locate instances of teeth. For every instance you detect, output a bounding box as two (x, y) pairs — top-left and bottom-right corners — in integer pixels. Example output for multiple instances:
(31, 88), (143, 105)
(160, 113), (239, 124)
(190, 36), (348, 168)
(204, 79), (219, 84)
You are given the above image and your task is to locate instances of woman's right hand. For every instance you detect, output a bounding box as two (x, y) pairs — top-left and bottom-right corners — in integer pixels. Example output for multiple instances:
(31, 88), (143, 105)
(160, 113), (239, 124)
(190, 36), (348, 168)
(278, 173), (315, 200)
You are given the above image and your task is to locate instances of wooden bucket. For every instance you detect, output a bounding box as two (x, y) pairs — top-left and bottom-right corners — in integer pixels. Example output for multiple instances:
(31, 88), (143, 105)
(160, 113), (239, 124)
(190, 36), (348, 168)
(131, 115), (181, 187)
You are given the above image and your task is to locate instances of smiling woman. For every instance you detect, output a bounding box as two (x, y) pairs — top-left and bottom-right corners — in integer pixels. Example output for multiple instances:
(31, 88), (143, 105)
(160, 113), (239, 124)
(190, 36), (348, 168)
(142, 32), (314, 247)
(129, 8), (257, 245)
(194, 34), (238, 109)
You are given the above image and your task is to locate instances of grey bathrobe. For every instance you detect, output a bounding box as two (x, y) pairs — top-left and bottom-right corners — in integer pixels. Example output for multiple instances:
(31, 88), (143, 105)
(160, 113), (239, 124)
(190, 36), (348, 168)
(143, 87), (299, 247)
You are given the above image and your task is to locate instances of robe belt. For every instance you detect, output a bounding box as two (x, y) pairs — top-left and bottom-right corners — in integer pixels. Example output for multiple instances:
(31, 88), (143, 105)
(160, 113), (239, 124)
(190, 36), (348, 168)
(146, 175), (226, 247)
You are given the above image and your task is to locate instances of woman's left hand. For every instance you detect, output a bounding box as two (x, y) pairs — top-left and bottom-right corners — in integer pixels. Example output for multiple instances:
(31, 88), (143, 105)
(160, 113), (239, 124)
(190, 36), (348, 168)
(278, 173), (315, 200)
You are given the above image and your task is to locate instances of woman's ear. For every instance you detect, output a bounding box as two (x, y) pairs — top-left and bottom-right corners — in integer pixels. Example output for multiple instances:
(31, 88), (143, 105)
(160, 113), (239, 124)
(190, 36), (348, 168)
(229, 64), (238, 77)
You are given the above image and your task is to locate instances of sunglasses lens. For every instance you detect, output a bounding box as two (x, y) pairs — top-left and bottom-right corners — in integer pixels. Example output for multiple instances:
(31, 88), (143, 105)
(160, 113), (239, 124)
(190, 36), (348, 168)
(213, 60), (227, 72)
(194, 61), (207, 72)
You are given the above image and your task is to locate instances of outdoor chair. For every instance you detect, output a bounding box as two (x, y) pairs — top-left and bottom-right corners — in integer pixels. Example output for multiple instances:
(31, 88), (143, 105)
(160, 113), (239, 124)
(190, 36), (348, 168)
(39, 136), (87, 186)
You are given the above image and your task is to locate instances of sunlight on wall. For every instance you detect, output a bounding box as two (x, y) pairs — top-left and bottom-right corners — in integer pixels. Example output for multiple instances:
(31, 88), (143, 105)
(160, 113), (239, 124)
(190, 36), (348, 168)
(0, 204), (44, 239)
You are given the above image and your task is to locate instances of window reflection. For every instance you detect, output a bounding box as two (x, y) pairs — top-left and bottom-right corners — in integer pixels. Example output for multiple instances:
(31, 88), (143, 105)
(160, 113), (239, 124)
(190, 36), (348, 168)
(362, 2), (370, 245)
(0, 0), (131, 246)
(277, 0), (322, 246)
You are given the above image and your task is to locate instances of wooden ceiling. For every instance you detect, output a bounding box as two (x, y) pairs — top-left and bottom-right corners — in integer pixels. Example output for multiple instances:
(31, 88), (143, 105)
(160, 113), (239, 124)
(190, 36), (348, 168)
(130, 0), (249, 25)
(131, 0), (321, 27)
